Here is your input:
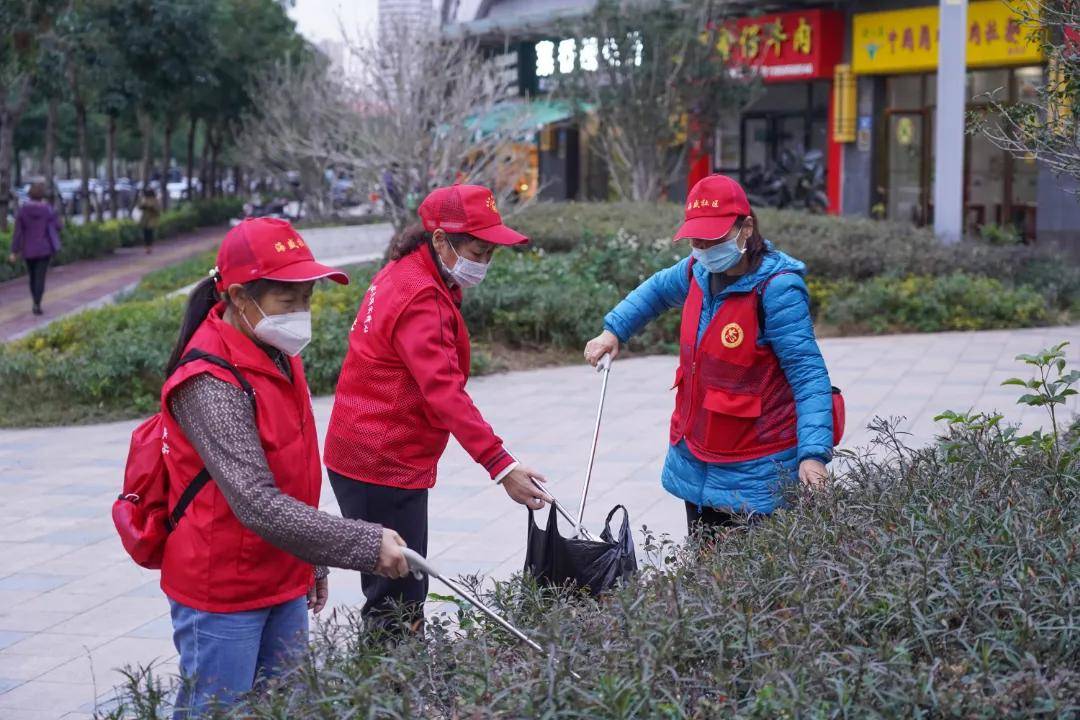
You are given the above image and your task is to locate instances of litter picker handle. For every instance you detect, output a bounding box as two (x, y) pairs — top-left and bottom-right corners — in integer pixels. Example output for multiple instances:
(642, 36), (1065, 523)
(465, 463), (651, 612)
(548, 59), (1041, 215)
(577, 353), (612, 528)
(401, 548), (546, 655)
(402, 547), (437, 581)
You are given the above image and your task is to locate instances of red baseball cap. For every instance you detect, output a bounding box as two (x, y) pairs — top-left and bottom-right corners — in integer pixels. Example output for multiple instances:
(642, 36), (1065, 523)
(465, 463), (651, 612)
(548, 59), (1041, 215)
(418, 185), (528, 246)
(215, 217), (349, 292)
(674, 174), (752, 242)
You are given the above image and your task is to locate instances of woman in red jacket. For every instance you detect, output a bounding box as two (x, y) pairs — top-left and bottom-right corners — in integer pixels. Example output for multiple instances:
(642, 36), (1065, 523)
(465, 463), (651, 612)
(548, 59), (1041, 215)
(324, 184), (549, 632)
(160, 218), (409, 717)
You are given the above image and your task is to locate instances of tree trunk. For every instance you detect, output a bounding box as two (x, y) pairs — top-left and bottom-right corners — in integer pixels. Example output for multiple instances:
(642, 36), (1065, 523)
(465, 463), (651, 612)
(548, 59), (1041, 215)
(139, 110), (153, 186)
(74, 99), (91, 223)
(44, 99), (57, 209)
(107, 115), (117, 218)
(199, 127), (210, 199)
(160, 116), (173, 211)
(209, 131), (220, 198)
(0, 76), (33, 232)
(0, 119), (14, 233)
(186, 116), (197, 203)
(233, 164), (242, 198)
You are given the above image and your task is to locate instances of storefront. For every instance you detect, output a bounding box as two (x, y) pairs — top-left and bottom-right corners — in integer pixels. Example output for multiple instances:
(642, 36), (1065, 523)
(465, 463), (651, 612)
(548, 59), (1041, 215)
(701, 9), (845, 212)
(851, 1), (1045, 237)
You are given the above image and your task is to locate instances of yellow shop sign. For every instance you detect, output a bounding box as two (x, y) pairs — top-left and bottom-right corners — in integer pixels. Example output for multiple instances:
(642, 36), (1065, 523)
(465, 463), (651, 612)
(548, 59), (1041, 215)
(852, 1), (1043, 74)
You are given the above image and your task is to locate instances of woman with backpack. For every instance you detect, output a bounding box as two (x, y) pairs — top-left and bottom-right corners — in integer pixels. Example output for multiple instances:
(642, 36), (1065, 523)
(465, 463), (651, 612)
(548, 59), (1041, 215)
(323, 184), (550, 635)
(583, 175), (842, 534)
(154, 218), (409, 717)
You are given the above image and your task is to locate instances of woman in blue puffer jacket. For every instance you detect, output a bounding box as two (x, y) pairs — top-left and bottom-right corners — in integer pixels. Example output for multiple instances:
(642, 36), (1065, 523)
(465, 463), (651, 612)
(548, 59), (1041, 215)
(584, 174), (838, 533)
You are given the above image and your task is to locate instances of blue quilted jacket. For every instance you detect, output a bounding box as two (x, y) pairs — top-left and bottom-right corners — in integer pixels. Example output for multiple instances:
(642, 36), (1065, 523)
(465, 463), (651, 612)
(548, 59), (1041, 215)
(603, 243), (833, 514)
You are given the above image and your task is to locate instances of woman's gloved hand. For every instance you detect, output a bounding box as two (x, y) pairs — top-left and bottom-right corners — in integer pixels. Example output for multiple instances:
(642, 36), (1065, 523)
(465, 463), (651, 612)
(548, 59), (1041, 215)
(584, 330), (620, 367)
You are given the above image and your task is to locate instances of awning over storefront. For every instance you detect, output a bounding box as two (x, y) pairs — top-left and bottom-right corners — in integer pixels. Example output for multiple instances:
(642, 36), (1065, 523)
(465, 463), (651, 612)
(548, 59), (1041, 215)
(467, 98), (579, 139)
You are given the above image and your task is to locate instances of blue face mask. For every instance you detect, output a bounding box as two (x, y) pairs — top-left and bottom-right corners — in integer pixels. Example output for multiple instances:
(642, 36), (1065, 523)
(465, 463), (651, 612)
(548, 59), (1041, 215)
(691, 235), (746, 273)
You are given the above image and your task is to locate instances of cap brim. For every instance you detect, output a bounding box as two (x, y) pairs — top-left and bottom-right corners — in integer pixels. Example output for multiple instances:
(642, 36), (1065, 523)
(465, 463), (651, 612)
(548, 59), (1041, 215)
(469, 222), (529, 246)
(263, 260), (350, 285)
(673, 215), (739, 242)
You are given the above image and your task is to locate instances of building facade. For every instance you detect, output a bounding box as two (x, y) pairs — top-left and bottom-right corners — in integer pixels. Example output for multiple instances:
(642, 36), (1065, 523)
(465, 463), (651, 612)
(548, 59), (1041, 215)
(448, 0), (1080, 241)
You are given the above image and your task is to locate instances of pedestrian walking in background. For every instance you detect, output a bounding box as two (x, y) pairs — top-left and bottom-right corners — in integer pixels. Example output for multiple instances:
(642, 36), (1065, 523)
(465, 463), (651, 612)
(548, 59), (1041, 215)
(7, 180), (62, 316)
(152, 218), (409, 717)
(138, 187), (161, 253)
(584, 174), (842, 536)
(323, 184), (550, 636)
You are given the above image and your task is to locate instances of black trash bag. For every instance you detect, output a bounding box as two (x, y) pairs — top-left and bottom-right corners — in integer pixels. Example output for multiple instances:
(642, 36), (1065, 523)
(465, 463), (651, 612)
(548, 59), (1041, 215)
(524, 504), (637, 596)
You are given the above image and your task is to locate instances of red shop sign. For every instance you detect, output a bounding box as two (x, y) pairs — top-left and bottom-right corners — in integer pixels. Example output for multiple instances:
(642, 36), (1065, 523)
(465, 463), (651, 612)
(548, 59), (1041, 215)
(709, 9), (844, 83)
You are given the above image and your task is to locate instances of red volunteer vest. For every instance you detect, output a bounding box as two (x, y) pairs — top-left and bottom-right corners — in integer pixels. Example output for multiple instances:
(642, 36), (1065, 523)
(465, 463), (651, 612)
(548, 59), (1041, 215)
(669, 267), (798, 463)
(324, 247), (470, 489)
(159, 306), (321, 613)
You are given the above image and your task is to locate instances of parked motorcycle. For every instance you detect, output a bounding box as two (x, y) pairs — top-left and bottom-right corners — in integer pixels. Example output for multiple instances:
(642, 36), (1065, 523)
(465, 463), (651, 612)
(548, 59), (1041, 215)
(744, 149), (828, 214)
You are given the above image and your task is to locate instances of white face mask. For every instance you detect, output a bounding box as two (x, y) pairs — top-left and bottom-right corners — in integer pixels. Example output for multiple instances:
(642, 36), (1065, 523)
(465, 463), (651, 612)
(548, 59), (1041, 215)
(442, 243), (490, 288)
(243, 299), (312, 357)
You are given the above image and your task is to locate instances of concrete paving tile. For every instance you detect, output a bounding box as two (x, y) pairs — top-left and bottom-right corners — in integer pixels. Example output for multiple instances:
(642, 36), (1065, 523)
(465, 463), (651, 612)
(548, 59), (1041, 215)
(0, 608), (73, 633)
(0, 676), (21, 692)
(0, 652), (71, 681)
(0, 631), (30, 651)
(0, 574), (74, 594)
(0, 680), (97, 713)
(36, 636), (176, 685)
(2, 633), (114, 661)
(48, 596), (168, 638)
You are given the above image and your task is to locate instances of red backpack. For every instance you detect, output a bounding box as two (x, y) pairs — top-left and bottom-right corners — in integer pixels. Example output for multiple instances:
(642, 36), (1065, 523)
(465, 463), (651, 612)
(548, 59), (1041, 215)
(113, 350), (254, 569)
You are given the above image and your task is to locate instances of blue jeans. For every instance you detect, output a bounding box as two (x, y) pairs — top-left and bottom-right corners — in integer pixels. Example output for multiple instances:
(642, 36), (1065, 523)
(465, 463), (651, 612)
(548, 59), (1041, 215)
(169, 596), (309, 718)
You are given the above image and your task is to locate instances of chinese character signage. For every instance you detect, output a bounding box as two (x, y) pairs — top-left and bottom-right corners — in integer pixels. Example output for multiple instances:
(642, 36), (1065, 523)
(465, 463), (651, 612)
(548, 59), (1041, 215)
(853, 1), (1044, 75)
(710, 9), (843, 82)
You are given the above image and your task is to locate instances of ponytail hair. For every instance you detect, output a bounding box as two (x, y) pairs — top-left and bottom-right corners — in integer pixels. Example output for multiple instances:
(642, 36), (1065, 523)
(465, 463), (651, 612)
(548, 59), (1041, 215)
(165, 277), (220, 376)
(387, 223), (472, 262)
(387, 224), (429, 261)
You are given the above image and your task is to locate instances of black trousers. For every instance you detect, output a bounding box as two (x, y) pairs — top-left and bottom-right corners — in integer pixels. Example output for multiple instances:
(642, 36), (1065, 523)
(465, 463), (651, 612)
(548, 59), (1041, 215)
(685, 502), (762, 536)
(328, 469), (428, 632)
(142, 227), (155, 247)
(25, 257), (50, 307)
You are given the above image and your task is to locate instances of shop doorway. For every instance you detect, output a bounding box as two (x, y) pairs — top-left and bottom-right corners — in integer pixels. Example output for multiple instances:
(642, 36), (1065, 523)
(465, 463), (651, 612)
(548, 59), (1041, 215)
(880, 67), (1043, 239)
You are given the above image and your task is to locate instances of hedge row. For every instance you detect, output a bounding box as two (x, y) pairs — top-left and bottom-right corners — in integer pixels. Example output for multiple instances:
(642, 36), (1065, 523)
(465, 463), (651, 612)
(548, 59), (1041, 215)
(105, 401), (1080, 718)
(0, 198), (242, 284)
(512, 202), (1080, 314)
(0, 235), (1060, 427)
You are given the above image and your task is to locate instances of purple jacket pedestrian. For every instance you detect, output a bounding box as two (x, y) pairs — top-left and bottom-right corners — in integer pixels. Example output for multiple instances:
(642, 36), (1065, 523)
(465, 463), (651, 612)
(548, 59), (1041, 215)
(8, 182), (62, 315)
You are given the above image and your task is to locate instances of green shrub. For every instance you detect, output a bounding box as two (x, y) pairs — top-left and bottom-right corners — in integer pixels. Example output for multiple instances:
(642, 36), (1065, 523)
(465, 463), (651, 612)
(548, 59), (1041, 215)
(1, 234), (1065, 426)
(102, 362), (1080, 718)
(511, 202), (1080, 311)
(820, 273), (1050, 334)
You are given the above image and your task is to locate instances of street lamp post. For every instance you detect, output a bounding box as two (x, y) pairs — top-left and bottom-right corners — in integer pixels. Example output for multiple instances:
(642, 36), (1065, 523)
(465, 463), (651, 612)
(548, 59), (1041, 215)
(933, 0), (968, 244)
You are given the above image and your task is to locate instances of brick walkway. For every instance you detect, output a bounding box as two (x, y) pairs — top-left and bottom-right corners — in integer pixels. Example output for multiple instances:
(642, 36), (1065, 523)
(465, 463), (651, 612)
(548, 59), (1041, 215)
(0, 324), (1078, 717)
(0, 227), (228, 342)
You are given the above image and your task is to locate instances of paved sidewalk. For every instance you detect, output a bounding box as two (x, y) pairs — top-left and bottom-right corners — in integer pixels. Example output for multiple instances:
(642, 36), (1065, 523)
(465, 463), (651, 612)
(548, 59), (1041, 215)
(0, 325), (1077, 718)
(0, 222), (393, 342)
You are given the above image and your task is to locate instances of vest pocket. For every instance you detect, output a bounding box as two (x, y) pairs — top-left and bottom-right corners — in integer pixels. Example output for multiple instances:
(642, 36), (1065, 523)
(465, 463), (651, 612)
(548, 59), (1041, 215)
(702, 388), (762, 418)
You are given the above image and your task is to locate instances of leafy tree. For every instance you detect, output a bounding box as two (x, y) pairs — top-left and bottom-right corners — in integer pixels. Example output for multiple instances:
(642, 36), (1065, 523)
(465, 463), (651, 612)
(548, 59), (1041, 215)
(554, 0), (756, 201)
(0, 0), (63, 230)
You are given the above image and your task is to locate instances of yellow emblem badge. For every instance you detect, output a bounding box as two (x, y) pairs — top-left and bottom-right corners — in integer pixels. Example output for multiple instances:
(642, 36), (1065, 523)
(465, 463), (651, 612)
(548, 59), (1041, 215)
(486, 195), (498, 213)
(721, 322), (744, 349)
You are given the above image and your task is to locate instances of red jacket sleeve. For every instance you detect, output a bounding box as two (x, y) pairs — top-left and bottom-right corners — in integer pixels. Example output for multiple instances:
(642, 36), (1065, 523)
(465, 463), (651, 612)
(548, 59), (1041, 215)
(391, 288), (515, 479)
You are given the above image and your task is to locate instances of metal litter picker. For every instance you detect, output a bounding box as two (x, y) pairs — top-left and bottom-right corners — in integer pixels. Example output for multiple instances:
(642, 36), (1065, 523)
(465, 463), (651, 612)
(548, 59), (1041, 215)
(575, 353), (612, 534)
(401, 548), (580, 680)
